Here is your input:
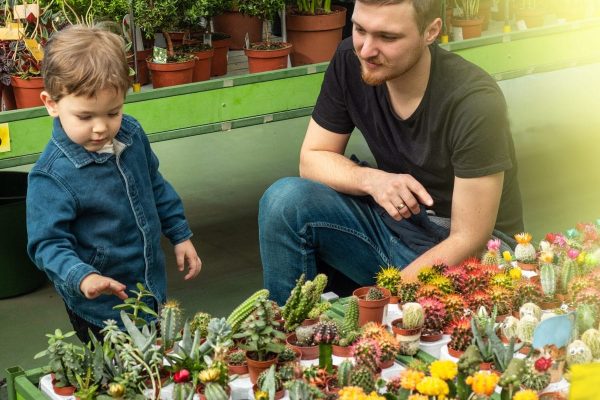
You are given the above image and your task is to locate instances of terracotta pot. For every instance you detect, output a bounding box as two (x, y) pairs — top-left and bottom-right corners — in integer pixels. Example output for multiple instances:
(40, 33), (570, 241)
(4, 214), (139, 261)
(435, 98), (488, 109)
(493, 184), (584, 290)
(300, 317), (319, 327)
(52, 380), (76, 396)
(246, 352), (278, 384)
(353, 286), (391, 326)
(227, 363), (248, 375)
(325, 377), (340, 395)
(286, 333), (319, 360)
(548, 359), (565, 383)
(2, 81), (17, 111)
(213, 11), (262, 50)
(480, 361), (493, 370)
(10, 75), (44, 109)
(495, 314), (510, 323)
(380, 358), (395, 369)
(420, 331), (443, 342)
(164, 31), (187, 46)
(518, 261), (538, 271)
(447, 346), (465, 359)
(135, 49), (152, 85)
(390, 318), (422, 336)
(245, 43), (292, 74)
(452, 17), (484, 40)
(192, 48), (214, 82)
(539, 299), (561, 310)
(210, 35), (231, 77)
(332, 343), (353, 357)
(147, 58), (195, 88)
(286, 5), (347, 66)
(389, 295), (399, 304)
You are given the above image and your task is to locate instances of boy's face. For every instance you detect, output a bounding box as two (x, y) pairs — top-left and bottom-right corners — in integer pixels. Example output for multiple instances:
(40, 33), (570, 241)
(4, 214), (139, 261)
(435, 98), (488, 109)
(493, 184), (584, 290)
(41, 88), (125, 152)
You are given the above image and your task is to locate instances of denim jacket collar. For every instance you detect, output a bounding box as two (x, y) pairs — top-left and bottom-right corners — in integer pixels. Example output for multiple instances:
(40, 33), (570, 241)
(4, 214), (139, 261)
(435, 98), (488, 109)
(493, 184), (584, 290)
(51, 117), (134, 168)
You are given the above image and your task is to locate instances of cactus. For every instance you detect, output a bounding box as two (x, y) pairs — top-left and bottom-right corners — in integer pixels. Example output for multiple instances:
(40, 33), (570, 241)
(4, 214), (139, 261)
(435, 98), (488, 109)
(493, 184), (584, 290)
(226, 288), (269, 335)
(173, 383), (195, 400)
(417, 266), (438, 283)
(351, 338), (381, 373)
(514, 232), (537, 263)
(517, 315), (539, 344)
(160, 300), (183, 350)
(466, 290), (493, 313)
(285, 379), (324, 400)
(415, 283), (444, 300)
(366, 287), (384, 301)
(581, 328), (600, 359)
(500, 316), (519, 341)
(350, 365), (376, 393)
(442, 294), (468, 322)
(307, 301), (331, 320)
(519, 302), (542, 321)
(560, 257), (577, 293)
(257, 365), (283, 393)
(577, 303), (598, 335)
(283, 274), (328, 332)
(418, 296), (447, 333)
(276, 346), (297, 363)
(489, 286), (512, 316)
(397, 281), (421, 303)
(227, 349), (247, 366)
(314, 321), (338, 373)
(443, 265), (469, 293)
(498, 357), (526, 391)
(429, 275), (455, 294)
(489, 273), (515, 290)
(375, 265), (403, 295)
(337, 359), (353, 387)
(204, 382), (228, 400)
(190, 311), (212, 339)
(566, 340), (593, 366)
(401, 302), (425, 329)
(342, 296), (360, 334)
(294, 325), (315, 346)
(448, 317), (473, 352)
(521, 366), (550, 392)
(540, 263), (556, 298)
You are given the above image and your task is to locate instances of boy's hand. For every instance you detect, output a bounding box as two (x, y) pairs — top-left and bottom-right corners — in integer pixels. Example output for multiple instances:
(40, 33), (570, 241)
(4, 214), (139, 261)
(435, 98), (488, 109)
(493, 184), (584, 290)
(80, 274), (128, 300)
(174, 240), (202, 280)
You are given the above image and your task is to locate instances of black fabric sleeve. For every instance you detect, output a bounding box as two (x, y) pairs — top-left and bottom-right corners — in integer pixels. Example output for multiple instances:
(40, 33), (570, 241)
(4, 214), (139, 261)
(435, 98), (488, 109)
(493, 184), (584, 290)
(312, 48), (356, 134)
(449, 85), (514, 178)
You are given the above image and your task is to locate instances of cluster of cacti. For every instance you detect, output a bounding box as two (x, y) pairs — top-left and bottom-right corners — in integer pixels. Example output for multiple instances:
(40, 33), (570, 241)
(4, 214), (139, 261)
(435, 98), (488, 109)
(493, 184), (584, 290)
(282, 274), (328, 332)
(351, 337), (381, 373)
(360, 322), (399, 363)
(160, 300), (183, 350)
(459, 257), (483, 273)
(375, 265), (403, 295)
(566, 340), (593, 366)
(574, 287), (600, 315)
(442, 294), (467, 322)
(307, 301), (331, 320)
(479, 264), (502, 280)
(581, 328), (600, 359)
(466, 290), (493, 313)
(516, 315), (539, 344)
(415, 283), (444, 299)
(350, 365), (376, 393)
(190, 311), (212, 339)
(514, 232), (537, 263)
(417, 266), (438, 283)
(397, 281), (421, 303)
(568, 276), (591, 303)
(443, 265), (469, 293)
(540, 263), (557, 299)
(428, 275), (455, 294)
(488, 286), (512, 316)
(465, 269), (490, 294)
(226, 288), (269, 335)
(489, 272), (515, 289)
(418, 297), (447, 333)
(365, 286), (384, 301)
(448, 317), (473, 352)
(401, 302), (425, 329)
(512, 280), (543, 310)
(457, 345), (484, 377)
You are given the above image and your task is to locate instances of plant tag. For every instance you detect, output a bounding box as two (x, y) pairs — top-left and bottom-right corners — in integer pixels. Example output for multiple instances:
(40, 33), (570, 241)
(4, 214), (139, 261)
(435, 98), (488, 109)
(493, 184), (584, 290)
(152, 46), (167, 63)
(516, 19), (528, 31)
(570, 363), (600, 399)
(452, 26), (463, 41)
(13, 3), (40, 19)
(24, 38), (44, 61)
(203, 33), (212, 47)
(0, 22), (24, 40)
(244, 32), (250, 49)
(0, 123), (11, 153)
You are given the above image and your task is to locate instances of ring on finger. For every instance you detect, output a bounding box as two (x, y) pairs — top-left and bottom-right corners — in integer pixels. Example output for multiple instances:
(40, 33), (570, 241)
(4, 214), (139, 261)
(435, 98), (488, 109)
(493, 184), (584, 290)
(396, 203), (406, 212)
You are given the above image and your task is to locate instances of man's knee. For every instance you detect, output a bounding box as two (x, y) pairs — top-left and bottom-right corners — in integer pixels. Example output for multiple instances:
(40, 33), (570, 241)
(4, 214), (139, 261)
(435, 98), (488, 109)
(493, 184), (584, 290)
(259, 177), (315, 223)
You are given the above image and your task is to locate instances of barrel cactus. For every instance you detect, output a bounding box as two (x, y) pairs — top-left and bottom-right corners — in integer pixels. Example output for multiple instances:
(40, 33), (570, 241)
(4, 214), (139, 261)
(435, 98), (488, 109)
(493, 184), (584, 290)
(500, 316), (519, 341)
(350, 365), (376, 393)
(581, 328), (600, 359)
(517, 315), (539, 344)
(566, 340), (593, 366)
(337, 359), (354, 387)
(375, 265), (403, 296)
(514, 232), (537, 263)
(366, 287), (384, 301)
(402, 302), (424, 329)
(519, 302), (542, 321)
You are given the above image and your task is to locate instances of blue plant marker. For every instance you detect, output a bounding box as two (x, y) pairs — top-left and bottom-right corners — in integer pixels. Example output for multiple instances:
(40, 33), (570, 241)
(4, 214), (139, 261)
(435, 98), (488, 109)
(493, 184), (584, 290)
(532, 312), (575, 350)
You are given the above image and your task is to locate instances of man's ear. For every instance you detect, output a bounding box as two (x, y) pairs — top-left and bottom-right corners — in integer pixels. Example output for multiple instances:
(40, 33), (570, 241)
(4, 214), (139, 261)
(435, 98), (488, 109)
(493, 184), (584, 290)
(425, 17), (442, 44)
(40, 91), (59, 117)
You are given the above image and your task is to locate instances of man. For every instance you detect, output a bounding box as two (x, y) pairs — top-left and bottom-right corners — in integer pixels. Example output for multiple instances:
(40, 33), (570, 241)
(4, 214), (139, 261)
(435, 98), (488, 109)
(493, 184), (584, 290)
(259, 0), (523, 304)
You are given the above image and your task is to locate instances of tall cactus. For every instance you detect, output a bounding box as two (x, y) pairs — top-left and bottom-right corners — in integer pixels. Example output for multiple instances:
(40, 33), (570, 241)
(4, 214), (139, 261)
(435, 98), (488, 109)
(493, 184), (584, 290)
(337, 359), (354, 387)
(160, 300), (183, 350)
(343, 296), (360, 334)
(540, 263), (556, 298)
(560, 258), (577, 293)
(402, 302), (424, 329)
(226, 288), (269, 335)
(283, 274), (328, 332)
(172, 383), (194, 400)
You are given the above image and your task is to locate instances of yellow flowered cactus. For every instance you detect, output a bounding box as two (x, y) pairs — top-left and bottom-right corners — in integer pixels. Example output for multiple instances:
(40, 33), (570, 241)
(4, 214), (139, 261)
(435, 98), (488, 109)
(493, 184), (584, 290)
(514, 232), (532, 244)
(399, 369), (425, 391)
(508, 266), (522, 280)
(512, 389), (539, 400)
(338, 386), (385, 400)
(429, 360), (457, 381)
(465, 371), (500, 397)
(514, 232), (537, 263)
(502, 250), (513, 262)
(415, 376), (449, 398)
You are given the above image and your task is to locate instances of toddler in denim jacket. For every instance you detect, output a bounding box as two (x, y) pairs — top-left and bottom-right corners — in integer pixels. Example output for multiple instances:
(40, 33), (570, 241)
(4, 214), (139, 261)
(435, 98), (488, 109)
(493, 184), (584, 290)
(26, 25), (201, 342)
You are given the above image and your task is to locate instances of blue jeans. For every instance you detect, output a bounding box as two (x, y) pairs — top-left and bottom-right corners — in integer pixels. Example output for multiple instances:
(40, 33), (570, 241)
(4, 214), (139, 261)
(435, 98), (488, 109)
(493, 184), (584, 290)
(259, 177), (423, 305)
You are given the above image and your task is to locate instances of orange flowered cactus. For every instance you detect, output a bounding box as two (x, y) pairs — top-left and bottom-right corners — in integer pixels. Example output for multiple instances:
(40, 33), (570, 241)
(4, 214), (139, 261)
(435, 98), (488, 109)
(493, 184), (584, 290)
(514, 232), (537, 264)
(514, 232), (532, 244)
(512, 389), (539, 400)
(399, 369), (425, 391)
(465, 371), (500, 397)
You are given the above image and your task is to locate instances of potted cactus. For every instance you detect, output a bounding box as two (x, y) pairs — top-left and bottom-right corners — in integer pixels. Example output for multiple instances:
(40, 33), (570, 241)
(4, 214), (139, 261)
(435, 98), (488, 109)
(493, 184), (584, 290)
(352, 286), (391, 326)
(446, 316), (473, 358)
(375, 265), (403, 303)
(254, 365), (285, 400)
(360, 322), (399, 369)
(517, 314), (540, 355)
(313, 320), (338, 374)
(514, 232), (538, 271)
(226, 349), (248, 375)
(286, 324), (319, 360)
(332, 296), (360, 357)
(159, 300), (183, 351)
(453, 0), (484, 39)
(282, 273), (328, 332)
(418, 296), (448, 342)
(539, 263), (562, 310)
(34, 329), (82, 396)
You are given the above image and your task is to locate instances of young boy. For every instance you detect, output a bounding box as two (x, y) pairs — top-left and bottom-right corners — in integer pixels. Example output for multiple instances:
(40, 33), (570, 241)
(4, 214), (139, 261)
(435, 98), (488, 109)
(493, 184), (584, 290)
(26, 25), (202, 343)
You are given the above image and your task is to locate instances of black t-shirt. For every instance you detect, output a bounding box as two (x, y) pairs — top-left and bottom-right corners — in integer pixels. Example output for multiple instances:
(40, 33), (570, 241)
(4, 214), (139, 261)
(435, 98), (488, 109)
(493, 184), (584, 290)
(312, 38), (523, 236)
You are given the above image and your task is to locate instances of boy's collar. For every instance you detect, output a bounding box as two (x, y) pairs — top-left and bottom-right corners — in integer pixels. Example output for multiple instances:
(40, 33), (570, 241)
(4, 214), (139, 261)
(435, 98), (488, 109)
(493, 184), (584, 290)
(51, 117), (133, 168)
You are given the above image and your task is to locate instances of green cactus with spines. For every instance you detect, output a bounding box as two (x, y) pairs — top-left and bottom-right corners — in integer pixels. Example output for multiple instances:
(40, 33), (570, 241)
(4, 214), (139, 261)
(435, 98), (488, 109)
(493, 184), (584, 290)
(498, 357), (527, 400)
(257, 365), (283, 393)
(576, 303), (597, 334)
(277, 346), (298, 363)
(190, 311), (212, 339)
(401, 302), (424, 329)
(312, 274), (328, 302)
(307, 301), (331, 320)
(283, 274), (328, 332)
(540, 263), (556, 299)
(568, 275), (589, 303)
(337, 359), (353, 387)
(566, 340), (593, 366)
(343, 296), (359, 334)
(365, 287), (384, 301)
(560, 257), (577, 293)
(204, 382), (228, 400)
(160, 300), (183, 350)
(442, 294), (467, 322)
(521, 366), (550, 392)
(581, 328), (600, 359)
(350, 365), (376, 393)
(490, 273), (515, 290)
(482, 252), (500, 266)
(517, 315), (539, 345)
(519, 302), (542, 321)
(500, 316), (519, 341)
(417, 266), (438, 283)
(286, 379), (325, 400)
(375, 265), (403, 295)
(397, 281), (420, 303)
(277, 364), (295, 382)
(173, 382), (195, 400)
(352, 338), (380, 373)
(429, 275), (455, 294)
(489, 286), (513, 316)
(226, 288), (269, 335)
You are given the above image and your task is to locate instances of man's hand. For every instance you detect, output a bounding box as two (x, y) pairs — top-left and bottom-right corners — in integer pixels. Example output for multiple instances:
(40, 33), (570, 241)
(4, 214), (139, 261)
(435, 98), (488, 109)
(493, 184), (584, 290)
(80, 274), (128, 300)
(367, 171), (434, 220)
(174, 240), (202, 280)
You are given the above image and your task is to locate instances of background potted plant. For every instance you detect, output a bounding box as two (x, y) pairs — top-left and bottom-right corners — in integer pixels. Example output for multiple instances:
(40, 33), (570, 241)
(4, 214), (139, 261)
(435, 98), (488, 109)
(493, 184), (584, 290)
(453, 0), (484, 39)
(239, 0), (292, 73)
(213, 0), (262, 50)
(515, 0), (545, 28)
(285, 0), (347, 66)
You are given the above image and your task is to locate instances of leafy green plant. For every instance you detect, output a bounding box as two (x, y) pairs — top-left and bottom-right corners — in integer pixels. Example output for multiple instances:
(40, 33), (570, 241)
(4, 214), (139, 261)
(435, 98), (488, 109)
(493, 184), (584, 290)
(237, 0), (285, 46)
(112, 282), (158, 327)
(455, 0), (480, 19)
(183, 0), (231, 32)
(34, 329), (83, 389)
(288, 0), (333, 15)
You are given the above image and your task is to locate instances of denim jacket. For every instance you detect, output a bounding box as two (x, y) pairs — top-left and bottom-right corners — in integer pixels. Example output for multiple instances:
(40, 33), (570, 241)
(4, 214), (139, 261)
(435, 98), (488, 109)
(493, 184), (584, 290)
(27, 114), (193, 328)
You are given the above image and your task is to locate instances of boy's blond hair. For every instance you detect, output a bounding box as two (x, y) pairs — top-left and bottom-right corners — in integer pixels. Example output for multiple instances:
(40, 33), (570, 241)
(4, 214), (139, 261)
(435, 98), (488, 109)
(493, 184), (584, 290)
(42, 25), (130, 101)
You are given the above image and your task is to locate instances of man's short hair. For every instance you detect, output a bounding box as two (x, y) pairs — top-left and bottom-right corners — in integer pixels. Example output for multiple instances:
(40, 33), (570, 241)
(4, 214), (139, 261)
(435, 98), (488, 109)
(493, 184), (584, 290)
(42, 25), (131, 101)
(356, 0), (441, 34)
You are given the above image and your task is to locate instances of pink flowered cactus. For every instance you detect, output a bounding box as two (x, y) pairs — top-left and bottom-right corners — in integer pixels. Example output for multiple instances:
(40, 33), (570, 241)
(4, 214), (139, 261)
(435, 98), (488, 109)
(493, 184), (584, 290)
(487, 238), (501, 252)
(567, 248), (580, 260)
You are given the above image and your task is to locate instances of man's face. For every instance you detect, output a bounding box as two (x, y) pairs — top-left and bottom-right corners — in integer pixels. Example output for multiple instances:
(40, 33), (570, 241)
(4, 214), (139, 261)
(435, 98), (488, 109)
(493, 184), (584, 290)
(352, 1), (431, 85)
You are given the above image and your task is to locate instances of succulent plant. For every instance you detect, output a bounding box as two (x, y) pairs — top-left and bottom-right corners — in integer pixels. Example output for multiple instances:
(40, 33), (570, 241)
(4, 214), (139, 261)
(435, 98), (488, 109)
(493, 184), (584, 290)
(481, 249), (501, 266)
(350, 365), (376, 393)
(489, 286), (512, 316)
(467, 290), (493, 313)
(457, 344), (484, 377)
(257, 365), (283, 392)
(581, 328), (600, 359)
(512, 280), (543, 310)
(443, 265), (469, 293)
(313, 321), (338, 344)
(489, 272), (515, 290)
(190, 311), (212, 339)
(566, 340), (593, 366)
(172, 382), (195, 400)
(498, 357), (526, 390)
(226, 349), (247, 366)
(307, 301), (331, 320)
(375, 265), (403, 295)
(401, 302), (425, 329)
(521, 366), (550, 392)
(337, 359), (354, 387)
(342, 296), (359, 335)
(415, 283), (444, 300)
(500, 316), (519, 341)
(360, 322), (399, 363)
(560, 257), (578, 293)
(429, 275), (455, 294)
(160, 300), (183, 350)
(540, 263), (557, 299)
(417, 266), (438, 283)
(442, 294), (468, 322)
(517, 315), (539, 344)
(226, 288), (269, 335)
(418, 297), (447, 333)
(448, 316), (473, 352)
(282, 274), (328, 332)
(365, 287), (384, 301)
(576, 303), (597, 334)
(294, 325), (315, 347)
(397, 281), (421, 303)
(574, 287), (600, 315)
(514, 232), (537, 263)
(459, 257), (483, 273)
(464, 269), (490, 295)
(519, 302), (542, 321)
(568, 276), (590, 303)
(351, 338), (381, 373)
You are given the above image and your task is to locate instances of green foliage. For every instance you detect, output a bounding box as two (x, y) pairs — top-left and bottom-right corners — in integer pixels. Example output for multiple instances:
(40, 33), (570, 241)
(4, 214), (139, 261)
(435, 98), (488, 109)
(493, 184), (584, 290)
(90, 0), (130, 23)
(226, 288), (269, 335)
(183, 0), (232, 28)
(34, 329), (82, 388)
(282, 274), (328, 331)
(112, 283), (158, 327)
(288, 0), (334, 15)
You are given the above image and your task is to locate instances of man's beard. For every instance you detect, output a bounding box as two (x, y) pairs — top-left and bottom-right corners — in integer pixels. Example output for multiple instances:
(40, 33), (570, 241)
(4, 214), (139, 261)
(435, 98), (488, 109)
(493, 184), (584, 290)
(359, 57), (392, 86)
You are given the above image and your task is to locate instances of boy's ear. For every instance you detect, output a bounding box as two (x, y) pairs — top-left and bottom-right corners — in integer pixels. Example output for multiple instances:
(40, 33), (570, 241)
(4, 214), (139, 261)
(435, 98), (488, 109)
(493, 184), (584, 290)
(40, 91), (59, 117)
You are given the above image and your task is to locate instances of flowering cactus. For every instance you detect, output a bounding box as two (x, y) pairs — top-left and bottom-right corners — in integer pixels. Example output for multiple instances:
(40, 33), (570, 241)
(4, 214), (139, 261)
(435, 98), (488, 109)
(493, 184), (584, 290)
(514, 232), (537, 263)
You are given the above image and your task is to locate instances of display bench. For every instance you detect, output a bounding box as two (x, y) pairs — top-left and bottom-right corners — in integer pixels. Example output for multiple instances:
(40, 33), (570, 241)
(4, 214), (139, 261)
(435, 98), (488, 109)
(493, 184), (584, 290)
(1, 18), (600, 169)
